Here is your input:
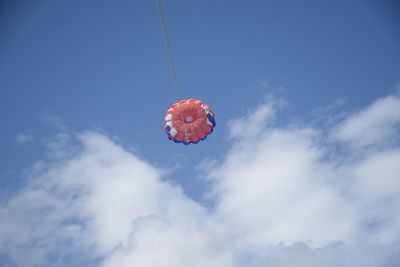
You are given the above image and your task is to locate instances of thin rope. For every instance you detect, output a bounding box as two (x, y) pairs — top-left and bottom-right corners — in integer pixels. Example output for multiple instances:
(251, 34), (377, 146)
(156, 0), (190, 142)
(156, 0), (181, 101)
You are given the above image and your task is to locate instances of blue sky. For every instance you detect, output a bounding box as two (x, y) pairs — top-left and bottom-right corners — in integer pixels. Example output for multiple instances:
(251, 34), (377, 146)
(1, 0), (399, 192)
(1, 0), (400, 266)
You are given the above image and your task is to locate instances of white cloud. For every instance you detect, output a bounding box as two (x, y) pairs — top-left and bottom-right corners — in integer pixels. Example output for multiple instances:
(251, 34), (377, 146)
(207, 94), (400, 265)
(1, 95), (400, 266)
(228, 95), (284, 139)
(15, 133), (33, 145)
(209, 128), (356, 249)
(1, 132), (233, 267)
(352, 149), (400, 202)
(333, 95), (400, 148)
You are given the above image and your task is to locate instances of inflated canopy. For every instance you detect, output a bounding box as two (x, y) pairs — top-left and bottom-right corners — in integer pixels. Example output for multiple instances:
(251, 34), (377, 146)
(164, 99), (216, 145)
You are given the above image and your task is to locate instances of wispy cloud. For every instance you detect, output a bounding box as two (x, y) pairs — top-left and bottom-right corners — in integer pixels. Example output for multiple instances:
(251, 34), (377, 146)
(333, 95), (400, 148)
(1, 94), (400, 266)
(15, 133), (33, 145)
(36, 112), (68, 131)
(228, 95), (285, 139)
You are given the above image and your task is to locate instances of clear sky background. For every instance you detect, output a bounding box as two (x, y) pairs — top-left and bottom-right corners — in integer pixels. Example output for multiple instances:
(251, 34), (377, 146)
(1, 0), (400, 266)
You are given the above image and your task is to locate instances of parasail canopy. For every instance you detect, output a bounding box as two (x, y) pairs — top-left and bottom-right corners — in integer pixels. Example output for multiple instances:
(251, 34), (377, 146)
(164, 99), (216, 145)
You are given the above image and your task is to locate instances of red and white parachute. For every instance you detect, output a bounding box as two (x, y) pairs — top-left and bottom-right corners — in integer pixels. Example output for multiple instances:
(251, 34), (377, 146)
(164, 99), (216, 144)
